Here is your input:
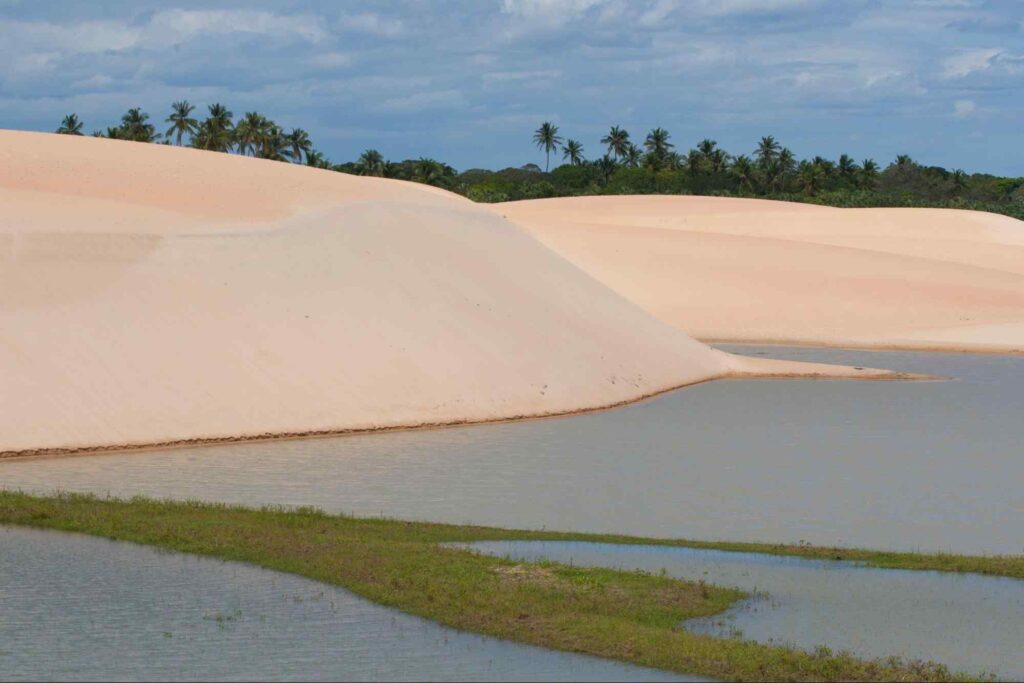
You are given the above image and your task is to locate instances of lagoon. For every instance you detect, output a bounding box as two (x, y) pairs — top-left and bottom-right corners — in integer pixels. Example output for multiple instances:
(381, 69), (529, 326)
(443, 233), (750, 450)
(463, 539), (1024, 680)
(3, 347), (1021, 555)
(0, 526), (690, 682)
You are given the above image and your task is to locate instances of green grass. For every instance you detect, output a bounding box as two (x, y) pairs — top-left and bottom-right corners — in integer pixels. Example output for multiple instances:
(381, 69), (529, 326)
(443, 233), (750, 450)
(0, 491), (1001, 682)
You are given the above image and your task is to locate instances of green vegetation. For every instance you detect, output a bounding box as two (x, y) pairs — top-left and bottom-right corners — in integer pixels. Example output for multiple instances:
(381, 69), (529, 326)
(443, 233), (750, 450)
(54, 108), (1023, 220)
(1, 491), (1003, 681)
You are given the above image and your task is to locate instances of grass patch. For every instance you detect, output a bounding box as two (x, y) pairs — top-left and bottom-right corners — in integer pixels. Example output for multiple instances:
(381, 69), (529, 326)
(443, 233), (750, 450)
(0, 490), (993, 682)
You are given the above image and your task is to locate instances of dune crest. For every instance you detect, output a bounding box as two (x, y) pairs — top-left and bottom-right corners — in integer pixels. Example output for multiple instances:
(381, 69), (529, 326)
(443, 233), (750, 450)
(498, 196), (1024, 354)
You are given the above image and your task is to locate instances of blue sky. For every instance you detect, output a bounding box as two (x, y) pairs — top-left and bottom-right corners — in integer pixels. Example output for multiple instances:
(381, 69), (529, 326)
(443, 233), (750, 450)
(1, 0), (1021, 174)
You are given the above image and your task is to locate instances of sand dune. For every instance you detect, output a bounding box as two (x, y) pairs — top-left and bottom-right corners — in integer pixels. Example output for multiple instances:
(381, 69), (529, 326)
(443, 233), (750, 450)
(3, 131), (904, 456)
(498, 196), (1024, 353)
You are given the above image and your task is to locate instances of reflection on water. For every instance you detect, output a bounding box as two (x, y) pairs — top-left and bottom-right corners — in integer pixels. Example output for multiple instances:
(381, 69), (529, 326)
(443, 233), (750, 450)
(0, 526), (691, 682)
(465, 540), (1024, 680)
(2, 347), (1022, 554)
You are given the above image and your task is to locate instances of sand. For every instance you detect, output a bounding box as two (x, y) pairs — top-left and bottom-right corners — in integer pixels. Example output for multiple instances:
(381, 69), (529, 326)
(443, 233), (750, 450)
(3, 131), (910, 456)
(497, 196), (1024, 354)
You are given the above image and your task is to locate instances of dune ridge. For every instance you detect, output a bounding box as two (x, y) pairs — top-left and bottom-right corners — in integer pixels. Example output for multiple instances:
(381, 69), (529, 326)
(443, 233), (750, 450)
(498, 196), (1024, 354)
(2, 131), (914, 456)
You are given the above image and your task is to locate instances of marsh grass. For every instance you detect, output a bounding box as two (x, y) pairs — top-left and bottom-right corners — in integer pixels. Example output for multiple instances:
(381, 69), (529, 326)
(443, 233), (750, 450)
(0, 491), (997, 682)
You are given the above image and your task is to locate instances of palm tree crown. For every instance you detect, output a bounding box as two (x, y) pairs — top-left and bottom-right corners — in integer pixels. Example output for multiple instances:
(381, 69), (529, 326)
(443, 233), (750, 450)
(643, 128), (673, 160)
(532, 122), (563, 171)
(562, 139), (584, 166)
(755, 135), (781, 168)
(596, 155), (618, 182)
(287, 129), (313, 164)
(165, 101), (198, 146)
(192, 104), (234, 152)
(730, 155), (755, 190)
(600, 126), (630, 160)
(120, 108), (160, 143)
(57, 114), (84, 135)
(358, 149), (385, 176)
(623, 143), (643, 169)
(234, 112), (267, 156)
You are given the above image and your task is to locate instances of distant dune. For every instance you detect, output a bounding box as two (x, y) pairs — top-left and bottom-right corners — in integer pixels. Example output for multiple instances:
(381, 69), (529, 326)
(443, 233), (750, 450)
(499, 196), (1024, 353)
(3, 131), (905, 456)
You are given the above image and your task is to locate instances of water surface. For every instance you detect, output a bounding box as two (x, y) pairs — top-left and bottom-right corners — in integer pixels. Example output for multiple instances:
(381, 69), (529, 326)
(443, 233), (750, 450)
(3, 347), (1021, 554)
(0, 526), (690, 682)
(466, 540), (1024, 680)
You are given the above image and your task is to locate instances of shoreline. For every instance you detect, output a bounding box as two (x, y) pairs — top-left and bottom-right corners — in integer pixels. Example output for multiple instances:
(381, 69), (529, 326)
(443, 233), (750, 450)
(0, 352), (939, 461)
(710, 337), (1024, 356)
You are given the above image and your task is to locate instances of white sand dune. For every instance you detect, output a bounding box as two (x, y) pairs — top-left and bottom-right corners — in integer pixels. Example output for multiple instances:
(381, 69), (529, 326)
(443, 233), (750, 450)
(498, 196), (1024, 353)
(3, 131), (904, 456)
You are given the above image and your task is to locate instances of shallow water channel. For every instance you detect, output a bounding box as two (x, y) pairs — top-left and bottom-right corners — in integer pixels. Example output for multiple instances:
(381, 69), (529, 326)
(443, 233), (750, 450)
(3, 347), (1021, 555)
(0, 526), (691, 682)
(464, 540), (1024, 680)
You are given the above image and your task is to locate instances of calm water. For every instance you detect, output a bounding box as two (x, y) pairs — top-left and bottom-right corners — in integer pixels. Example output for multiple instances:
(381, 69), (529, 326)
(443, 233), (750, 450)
(465, 540), (1024, 680)
(2, 347), (1022, 554)
(0, 526), (691, 682)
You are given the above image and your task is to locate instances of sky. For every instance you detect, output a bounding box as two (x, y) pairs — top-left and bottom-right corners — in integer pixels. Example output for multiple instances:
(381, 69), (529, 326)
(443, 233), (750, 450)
(0, 0), (1021, 175)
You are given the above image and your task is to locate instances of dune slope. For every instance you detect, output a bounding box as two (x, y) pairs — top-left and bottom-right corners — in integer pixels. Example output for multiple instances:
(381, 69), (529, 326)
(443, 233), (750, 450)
(4, 132), (902, 456)
(498, 196), (1024, 353)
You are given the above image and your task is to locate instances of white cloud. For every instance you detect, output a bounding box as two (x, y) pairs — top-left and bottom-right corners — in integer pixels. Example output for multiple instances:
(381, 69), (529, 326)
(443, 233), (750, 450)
(72, 74), (115, 90)
(952, 99), (977, 118)
(375, 89), (466, 113)
(689, 0), (821, 15)
(500, 0), (609, 28)
(338, 13), (404, 38)
(482, 69), (562, 85)
(0, 11), (325, 62)
(0, 20), (139, 57)
(941, 47), (1001, 78)
(146, 10), (326, 44)
(309, 52), (354, 69)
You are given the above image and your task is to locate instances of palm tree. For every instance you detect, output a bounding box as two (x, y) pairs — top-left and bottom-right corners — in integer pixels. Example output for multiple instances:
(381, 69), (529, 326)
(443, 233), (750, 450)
(730, 155), (755, 191)
(797, 160), (824, 195)
(562, 139), (584, 166)
(286, 128), (313, 164)
(120, 108), (159, 142)
(684, 149), (704, 177)
(894, 154), (914, 168)
(358, 149), (385, 176)
(305, 150), (331, 169)
(600, 126), (630, 160)
(414, 158), (441, 184)
(837, 154), (858, 182)
(596, 155), (618, 183)
(193, 104), (234, 152)
(532, 122), (563, 172)
(665, 151), (684, 171)
(812, 156), (836, 180)
(755, 135), (781, 168)
(623, 143), (642, 169)
(414, 158), (455, 186)
(773, 148), (797, 191)
(234, 112), (267, 156)
(57, 114), (84, 135)
(698, 140), (729, 173)
(642, 151), (665, 173)
(256, 125), (291, 161)
(165, 101), (198, 146)
(697, 138), (717, 161)
(951, 169), (968, 192)
(778, 148), (796, 173)
(643, 128), (673, 162)
(859, 159), (879, 189)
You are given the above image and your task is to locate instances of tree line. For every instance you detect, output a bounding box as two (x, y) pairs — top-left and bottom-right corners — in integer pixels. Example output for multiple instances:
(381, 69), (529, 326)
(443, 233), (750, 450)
(55, 105), (456, 186)
(54, 109), (1022, 219)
